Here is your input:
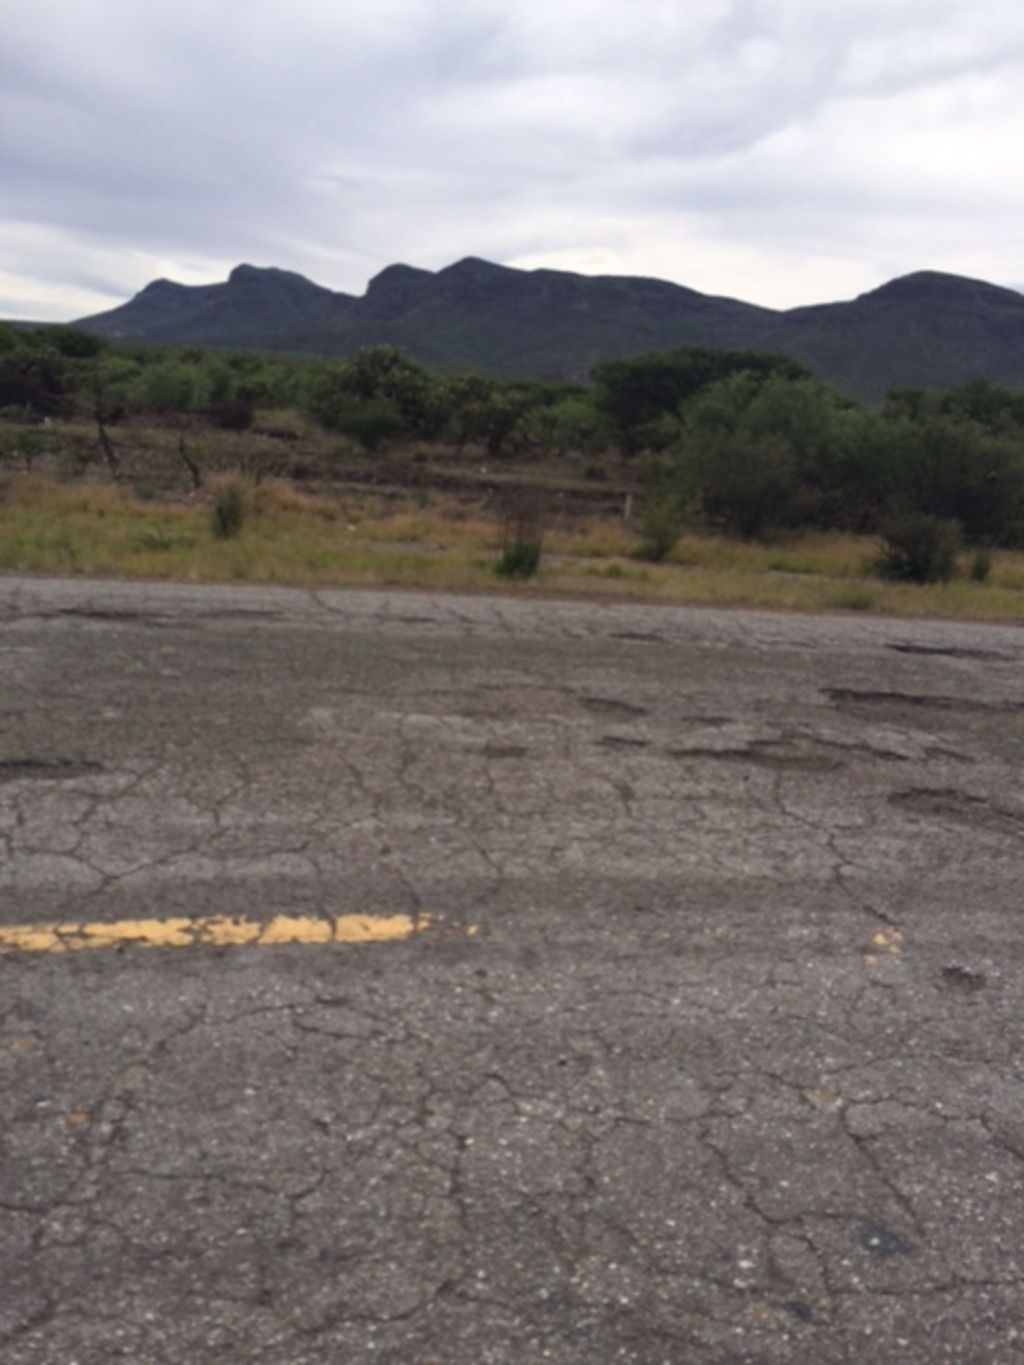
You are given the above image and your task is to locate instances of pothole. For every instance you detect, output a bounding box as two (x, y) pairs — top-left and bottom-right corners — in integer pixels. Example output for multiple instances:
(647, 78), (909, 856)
(56, 607), (150, 622)
(196, 610), (280, 623)
(941, 965), (988, 993)
(598, 735), (650, 750)
(0, 759), (104, 783)
(889, 787), (1024, 837)
(886, 643), (1010, 661)
(826, 687), (1024, 718)
(406, 686), (578, 721)
(580, 696), (648, 718)
(53, 607), (186, 629)
(667, 740), (844, 773)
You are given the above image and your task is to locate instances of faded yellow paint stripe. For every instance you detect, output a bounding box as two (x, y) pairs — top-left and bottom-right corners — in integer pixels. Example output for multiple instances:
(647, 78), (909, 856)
(0, 913), (437, 955)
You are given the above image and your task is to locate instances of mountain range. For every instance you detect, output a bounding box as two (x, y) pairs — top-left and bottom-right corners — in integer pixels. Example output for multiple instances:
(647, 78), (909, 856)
(75, 258), (1024, 400)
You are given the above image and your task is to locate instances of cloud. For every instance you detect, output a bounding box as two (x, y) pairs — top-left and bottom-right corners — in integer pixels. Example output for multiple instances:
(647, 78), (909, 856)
(2, 0), (1022, 317)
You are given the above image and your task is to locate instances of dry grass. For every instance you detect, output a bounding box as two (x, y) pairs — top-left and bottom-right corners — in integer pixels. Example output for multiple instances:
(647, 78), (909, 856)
(668, 531), (872, 577)
(551, 518), (637, 559)
(2, 474), (1023, 622)
(347, 498), (497, 550)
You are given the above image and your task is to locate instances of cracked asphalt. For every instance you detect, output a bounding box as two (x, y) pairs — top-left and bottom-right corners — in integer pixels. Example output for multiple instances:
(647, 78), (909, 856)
(1, 575), (1023, 1364)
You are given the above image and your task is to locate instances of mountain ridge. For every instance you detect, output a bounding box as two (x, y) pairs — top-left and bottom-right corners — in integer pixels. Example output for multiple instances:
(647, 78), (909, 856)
(74, 259), (1024, 399)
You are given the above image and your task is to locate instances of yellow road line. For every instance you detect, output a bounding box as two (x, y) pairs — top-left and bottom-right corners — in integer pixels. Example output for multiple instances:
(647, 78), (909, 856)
(0, 913), (453, 955)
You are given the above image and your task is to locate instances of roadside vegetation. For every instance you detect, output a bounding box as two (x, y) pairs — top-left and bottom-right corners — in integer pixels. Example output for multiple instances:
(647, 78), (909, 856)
(2, 319), (1024, 620)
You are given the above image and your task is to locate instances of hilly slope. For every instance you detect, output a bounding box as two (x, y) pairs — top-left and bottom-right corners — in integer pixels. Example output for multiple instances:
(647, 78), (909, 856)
(75, 258), (1024, 399)
(76, 264), (352, 349)
(763, 272), (1024, 397)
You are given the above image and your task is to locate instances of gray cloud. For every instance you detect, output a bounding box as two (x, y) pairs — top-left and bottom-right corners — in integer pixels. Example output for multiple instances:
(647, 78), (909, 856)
(2, 0), (1022, 318)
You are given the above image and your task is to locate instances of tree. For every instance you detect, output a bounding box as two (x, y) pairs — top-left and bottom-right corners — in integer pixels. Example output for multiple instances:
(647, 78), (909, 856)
(681, 429), (798, 540)
(137, 360), (204, 488)
(824, 407), (910, 532)
(897, 418), (1024, 545)
(85, 355), (142, 479)
(635, 459), (692, 561)
(594, 346), (810, 455)
(877, 515), (961, 583)
(884, 387), (937, 424)
(335, 396), (407, 453)
(439, 377), (530, 457)
(340, 345), (409, 399)
(520, 393), (610, 456)
(941, 378), (1024, 435)
(307, 347), (446, 442)
(0, 342), (69, 416)
(139, 361), (197, 413)
(40, 326), (108, 360)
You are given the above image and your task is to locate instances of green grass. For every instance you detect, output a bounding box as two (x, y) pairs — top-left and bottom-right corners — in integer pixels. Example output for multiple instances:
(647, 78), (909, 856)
(2, 474), (1024, 622)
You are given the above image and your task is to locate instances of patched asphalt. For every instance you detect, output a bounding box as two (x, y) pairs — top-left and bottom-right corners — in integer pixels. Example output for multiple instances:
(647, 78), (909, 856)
(1, 576), (1023, 1363)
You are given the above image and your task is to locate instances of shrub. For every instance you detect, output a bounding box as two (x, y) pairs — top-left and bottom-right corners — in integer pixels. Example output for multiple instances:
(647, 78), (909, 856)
(969, 548), (992, 583)
(0, 427), (47, 473)
(635, 464), (690, 562)
(140, 361), (196, 414)
(494, 488), (543, 579)
(340, 397), (407, 452)
(209, 399), (254, 431)
(43, 326), (107, 360)
(495, 539), (542, 578)
(211, 480), (248, 539)
(876, 514), (960, 583)
(683, 429), (798, 540)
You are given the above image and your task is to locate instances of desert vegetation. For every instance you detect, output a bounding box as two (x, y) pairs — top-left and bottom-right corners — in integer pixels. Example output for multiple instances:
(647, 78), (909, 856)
(2, 319), (1024, 618)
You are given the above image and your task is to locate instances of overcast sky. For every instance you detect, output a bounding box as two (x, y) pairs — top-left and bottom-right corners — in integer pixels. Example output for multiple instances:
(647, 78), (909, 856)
(2, 0), (1022, 320)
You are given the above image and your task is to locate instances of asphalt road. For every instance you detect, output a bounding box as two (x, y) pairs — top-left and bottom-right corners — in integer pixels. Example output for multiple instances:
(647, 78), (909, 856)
(1, 576), (1023, 1364)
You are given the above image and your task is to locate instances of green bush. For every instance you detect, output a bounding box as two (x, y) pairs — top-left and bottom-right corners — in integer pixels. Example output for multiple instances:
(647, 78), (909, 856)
(969, 547), (992, 582)
(683, 429), (798, 540)
(495, 539), (542, 578)
(635, 463), (691, 562)
(876, 514), (960, 583)
(43, 326), (107, 359)
(494, 488), (543, 579)
(211, 481), (248, 539)
(330, 396), (407, 452)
